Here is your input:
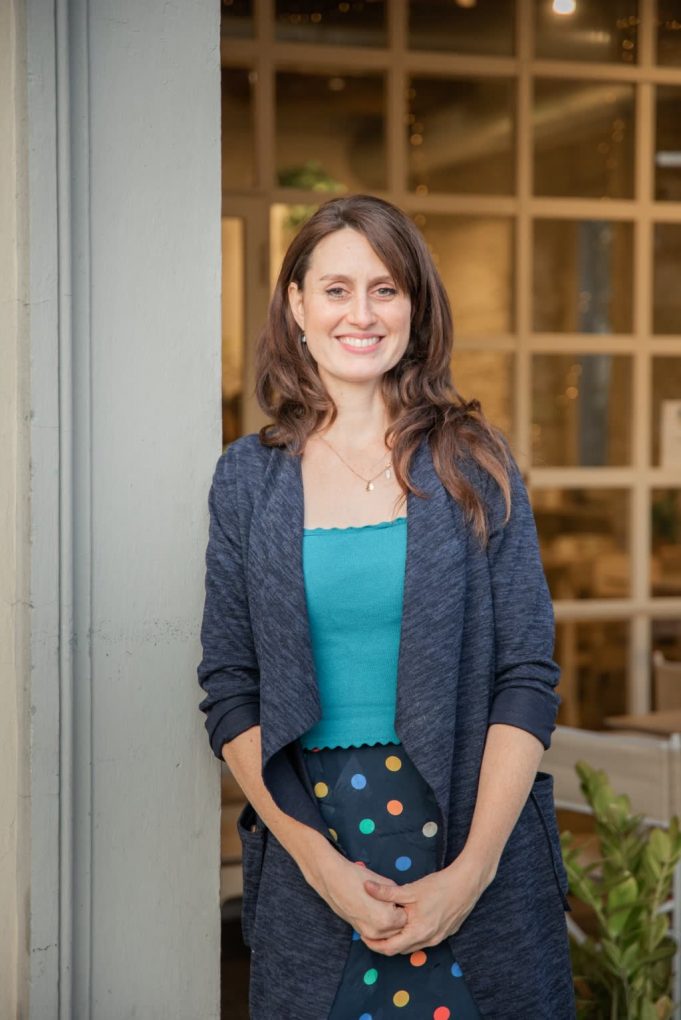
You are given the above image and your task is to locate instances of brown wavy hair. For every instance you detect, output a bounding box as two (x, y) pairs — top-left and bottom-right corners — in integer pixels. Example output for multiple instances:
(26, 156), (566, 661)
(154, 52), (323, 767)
(254, 194), (512, 546)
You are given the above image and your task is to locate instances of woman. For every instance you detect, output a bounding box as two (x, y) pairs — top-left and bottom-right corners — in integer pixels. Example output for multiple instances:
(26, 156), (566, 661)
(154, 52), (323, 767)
(197, 194), (575, 1019)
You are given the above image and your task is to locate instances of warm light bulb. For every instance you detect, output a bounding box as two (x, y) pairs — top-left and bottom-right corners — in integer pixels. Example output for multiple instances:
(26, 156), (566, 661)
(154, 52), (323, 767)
(552, 0), (576, 14)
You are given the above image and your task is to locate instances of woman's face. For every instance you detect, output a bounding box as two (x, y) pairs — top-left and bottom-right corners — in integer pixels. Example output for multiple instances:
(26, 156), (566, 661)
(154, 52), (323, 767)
(287, 227), (412, 392)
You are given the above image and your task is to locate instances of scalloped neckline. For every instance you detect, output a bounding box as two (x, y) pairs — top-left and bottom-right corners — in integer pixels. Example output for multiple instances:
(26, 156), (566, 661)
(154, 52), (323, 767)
(303, 515), (407, 535)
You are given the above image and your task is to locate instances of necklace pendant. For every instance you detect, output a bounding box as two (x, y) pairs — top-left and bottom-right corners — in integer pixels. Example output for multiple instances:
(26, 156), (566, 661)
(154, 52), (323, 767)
(385, 467), (391, 479)
(366, 480), (374, 492)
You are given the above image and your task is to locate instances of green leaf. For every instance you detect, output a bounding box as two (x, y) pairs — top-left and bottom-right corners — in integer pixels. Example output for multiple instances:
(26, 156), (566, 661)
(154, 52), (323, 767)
(649, 828), (672, 865)
(606, 876), (639, 937)
(630, 944), (678, 972)
(648, 913), (669, 951)
(637, 999), (659, 1020)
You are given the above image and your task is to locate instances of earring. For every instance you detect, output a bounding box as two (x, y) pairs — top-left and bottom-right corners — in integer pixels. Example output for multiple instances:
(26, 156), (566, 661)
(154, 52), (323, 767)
(300, 333), (307, 344)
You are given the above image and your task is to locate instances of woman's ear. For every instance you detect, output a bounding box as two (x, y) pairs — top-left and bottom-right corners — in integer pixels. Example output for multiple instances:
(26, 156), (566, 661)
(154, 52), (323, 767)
(287, 281), (304, 332)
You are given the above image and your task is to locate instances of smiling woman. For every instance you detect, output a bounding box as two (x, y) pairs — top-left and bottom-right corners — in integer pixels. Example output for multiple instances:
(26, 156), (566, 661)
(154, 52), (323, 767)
(197, 194), (575, 1019)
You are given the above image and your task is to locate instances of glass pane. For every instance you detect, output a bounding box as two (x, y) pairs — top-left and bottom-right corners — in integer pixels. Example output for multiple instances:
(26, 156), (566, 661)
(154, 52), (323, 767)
(276, 71), (385, 192)
(534, 0), (639, 64)
(656, 87), (681, 201)
(222, 218), (245, 446)
(408, 0), (515, 55)
(451, 352), (514, 436)
(533, 488), (630, 599)
(652, 358), (681, 467)
(222, 68), (256, 190)
(533, 79), (634, 199)
(413, 214), (514, 336)
(652, 489), (681, 597)
(532, 354), (632, 467)
(657, 1), (681, 66)
(408, 77), (515, 195)
(533, 219), (633, 333)
(654, 224), (681, 334)
(275, 0), (386, 47)
(652, 618), (681, 664)
(221, 0), (254, 39)
(555, 620), (629, 730)
(270, 203), (318, 292)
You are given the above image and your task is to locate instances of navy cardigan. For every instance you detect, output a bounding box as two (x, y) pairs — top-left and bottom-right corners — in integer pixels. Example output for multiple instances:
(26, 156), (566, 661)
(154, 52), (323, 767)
(196, 432), (575, 1019)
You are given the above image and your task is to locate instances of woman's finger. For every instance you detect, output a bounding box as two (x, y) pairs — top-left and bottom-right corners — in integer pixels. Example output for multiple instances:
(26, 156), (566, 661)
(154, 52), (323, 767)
(364, 918), (407, 941)
(368, 903), (408, 933)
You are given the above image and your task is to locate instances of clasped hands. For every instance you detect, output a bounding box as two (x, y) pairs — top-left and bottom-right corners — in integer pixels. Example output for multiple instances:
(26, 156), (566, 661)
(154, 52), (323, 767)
(312, 847), (491, 957)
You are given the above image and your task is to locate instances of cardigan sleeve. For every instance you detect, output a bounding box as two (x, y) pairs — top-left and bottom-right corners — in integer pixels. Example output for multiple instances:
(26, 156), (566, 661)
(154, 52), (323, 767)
(484, 450), (561, 750)
(196, 444), (261, 760)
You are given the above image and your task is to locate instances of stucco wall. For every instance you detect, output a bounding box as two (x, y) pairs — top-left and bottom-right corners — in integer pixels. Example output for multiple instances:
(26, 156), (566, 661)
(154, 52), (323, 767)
(0, 0), (30, 1017)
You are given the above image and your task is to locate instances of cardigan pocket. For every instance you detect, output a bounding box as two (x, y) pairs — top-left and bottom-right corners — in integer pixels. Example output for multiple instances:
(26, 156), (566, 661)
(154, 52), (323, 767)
(529, 770), (571, 912)
(236, 800), (268, 947)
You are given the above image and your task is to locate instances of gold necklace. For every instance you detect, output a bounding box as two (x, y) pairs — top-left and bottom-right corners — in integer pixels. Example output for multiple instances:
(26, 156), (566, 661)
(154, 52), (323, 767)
(317, 434), (393, 492)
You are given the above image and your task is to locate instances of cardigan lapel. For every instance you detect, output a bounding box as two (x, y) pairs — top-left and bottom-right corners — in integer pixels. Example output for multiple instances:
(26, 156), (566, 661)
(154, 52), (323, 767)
(392, 437), (468, 865)
(247, 435), (469, 864)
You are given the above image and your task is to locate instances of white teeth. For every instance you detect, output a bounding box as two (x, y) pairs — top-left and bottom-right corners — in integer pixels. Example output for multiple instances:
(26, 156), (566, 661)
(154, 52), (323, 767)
(338, 336), (382, 348)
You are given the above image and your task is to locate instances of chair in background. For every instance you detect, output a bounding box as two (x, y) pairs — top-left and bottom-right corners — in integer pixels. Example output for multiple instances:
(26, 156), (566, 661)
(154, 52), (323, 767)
(654, 650), (681, 711)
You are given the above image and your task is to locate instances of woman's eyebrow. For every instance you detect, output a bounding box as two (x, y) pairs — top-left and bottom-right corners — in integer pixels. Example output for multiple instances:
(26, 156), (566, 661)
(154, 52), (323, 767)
(318, 273), (395, 284)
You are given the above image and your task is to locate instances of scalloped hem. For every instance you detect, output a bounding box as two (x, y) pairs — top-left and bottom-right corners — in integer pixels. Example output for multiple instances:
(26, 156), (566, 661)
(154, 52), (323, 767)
(301, 736), (402, 751)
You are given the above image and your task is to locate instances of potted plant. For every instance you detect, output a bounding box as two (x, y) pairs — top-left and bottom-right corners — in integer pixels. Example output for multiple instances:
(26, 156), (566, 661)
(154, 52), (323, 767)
(561, 760), (681, 1019)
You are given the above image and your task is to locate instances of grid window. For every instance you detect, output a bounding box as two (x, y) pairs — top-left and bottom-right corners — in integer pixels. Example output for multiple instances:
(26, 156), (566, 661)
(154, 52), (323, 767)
(221, 0), (681, 724)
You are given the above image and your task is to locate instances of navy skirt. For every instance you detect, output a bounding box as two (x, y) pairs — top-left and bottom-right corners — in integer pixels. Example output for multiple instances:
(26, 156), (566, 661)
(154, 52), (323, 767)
(303, 741), (484, 1020)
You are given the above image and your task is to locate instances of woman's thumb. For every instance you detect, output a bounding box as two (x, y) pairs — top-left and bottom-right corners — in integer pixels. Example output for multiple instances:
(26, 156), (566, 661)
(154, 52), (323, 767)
(364, 879), (403, 901)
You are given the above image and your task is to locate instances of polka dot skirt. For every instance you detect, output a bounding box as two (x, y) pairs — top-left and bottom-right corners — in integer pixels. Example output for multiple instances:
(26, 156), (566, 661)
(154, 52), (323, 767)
(303, 742), (483, 1020)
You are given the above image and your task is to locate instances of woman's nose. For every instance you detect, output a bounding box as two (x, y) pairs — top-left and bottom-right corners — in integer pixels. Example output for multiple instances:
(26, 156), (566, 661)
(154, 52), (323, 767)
(347, 292), (376, 328)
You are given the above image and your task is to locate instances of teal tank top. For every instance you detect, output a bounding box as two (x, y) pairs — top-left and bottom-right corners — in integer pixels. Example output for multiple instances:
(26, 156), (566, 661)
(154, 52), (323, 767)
(299, 515), (407, 750)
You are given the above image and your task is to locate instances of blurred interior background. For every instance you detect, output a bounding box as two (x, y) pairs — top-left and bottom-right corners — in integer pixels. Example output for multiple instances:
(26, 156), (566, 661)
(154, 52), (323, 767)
(217, 2), (681, 1013)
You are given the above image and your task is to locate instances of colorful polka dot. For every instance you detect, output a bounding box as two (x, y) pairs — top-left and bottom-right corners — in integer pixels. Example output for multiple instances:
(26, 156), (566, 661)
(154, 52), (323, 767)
(354, 860), (367, 868)
(387, 799), (403, 816)
(314, 781), (329, 798)
(393, 990), (410, 1007)
(352, 930), (361, 941)
(410, 950), (427, 967)
(363, 968), (378, 986)
(434, 1009), (451, 1020)
(359, 1014), (372, 1020)
(451, 961), (463, 977)
(385, 755), (402, 772)
(328, 827), (338, 841)
(395, 855), (412, 871)
(359, 818), (376, 835)
(351, 773), (367, 790)
(422, 821), (438, 838)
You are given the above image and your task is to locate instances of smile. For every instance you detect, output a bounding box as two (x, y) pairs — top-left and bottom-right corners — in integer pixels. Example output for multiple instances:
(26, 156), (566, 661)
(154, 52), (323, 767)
(336, 336), (384, 350)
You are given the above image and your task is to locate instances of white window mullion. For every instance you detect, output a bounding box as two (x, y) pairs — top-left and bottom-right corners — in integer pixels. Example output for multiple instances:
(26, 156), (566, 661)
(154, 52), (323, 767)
(630, 0), (657, 711)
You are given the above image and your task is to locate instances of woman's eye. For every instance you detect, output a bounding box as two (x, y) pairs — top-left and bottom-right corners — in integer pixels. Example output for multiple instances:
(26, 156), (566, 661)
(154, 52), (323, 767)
(377, 287), (396, 296)
(326, 287), (346, 297)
